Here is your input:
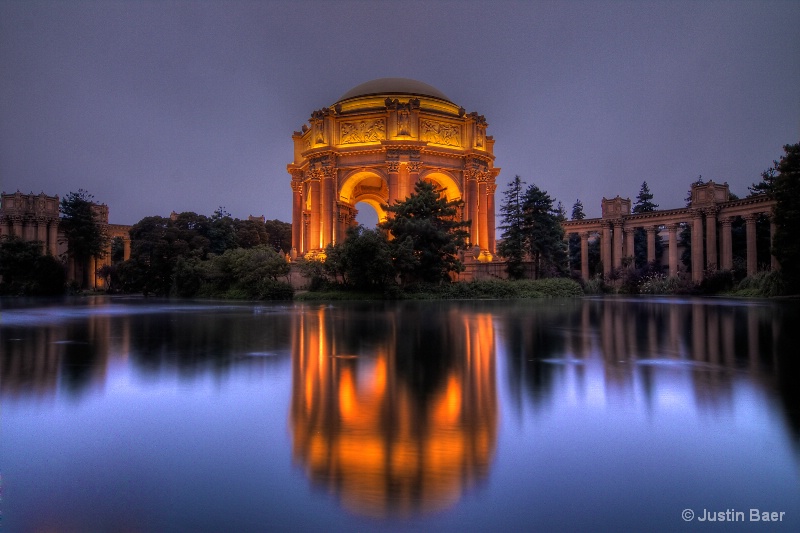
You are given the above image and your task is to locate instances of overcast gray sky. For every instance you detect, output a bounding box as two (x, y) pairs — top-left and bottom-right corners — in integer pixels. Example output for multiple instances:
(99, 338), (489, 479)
(1, 0), (798, 225)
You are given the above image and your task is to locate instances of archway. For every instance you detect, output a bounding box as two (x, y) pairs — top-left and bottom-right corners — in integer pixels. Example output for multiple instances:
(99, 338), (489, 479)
(421, 171), (461, 202)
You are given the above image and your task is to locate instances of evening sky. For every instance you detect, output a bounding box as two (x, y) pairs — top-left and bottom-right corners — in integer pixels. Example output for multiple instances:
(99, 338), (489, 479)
(1, 0), (798, 225)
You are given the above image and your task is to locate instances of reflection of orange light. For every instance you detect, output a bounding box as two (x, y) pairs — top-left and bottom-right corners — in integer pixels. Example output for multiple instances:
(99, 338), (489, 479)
(291, 309), (497, 517)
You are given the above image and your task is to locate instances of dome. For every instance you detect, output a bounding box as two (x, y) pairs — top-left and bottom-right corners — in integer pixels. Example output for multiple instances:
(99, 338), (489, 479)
(336, 78), (452, 103)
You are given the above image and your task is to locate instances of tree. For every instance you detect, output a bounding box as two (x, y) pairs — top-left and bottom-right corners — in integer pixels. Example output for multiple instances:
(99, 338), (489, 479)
(771, 143), (800, 292)
(60, 189), (108, 288)
(0, 236), (65, 295)
(521, 183), (568, 279)
(264, 219), (292, 254)
(324, 225), (396, 290)
(498, 175), (527, 279)
(568, 199), (586, 273)
(380, 180), (469, 284)
(571, 200), (586, 221)
(632, 181), (663, 269)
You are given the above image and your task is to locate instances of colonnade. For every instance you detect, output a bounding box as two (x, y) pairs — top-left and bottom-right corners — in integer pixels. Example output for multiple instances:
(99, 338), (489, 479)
(563, 181), (778, 282)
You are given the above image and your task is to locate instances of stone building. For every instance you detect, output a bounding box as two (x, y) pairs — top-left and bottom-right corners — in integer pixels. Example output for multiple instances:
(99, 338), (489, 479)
(288, 78), (500, 261)
(0, 191), (131, 289)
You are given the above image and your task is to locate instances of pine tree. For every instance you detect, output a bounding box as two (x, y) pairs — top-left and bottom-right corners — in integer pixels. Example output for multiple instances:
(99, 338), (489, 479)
(522, 184), (568, 279)
(571, 199), (586, 220)
(771, 143), (800, 292)
(380, 180), (469, 284)
(498, 175), (527, 279)
(568, 199), (586, 273)
(632, 181), (662, 269)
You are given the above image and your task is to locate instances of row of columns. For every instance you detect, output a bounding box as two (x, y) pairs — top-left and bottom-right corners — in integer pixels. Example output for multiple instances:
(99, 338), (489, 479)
(573, 210), (775, 282)
(0, 216), (59, 256)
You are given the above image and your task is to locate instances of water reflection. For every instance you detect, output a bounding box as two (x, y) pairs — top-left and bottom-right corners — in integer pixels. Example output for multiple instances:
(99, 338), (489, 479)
(289, 303), (498, 517)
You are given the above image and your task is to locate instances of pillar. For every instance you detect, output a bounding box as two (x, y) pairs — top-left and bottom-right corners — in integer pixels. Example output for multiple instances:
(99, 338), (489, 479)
(668, 224), (678, 277)
(613, 221), (623, 269)
(691, 211), (704, 283)
(309, 178), (320, 250)
(478, 180), (488, 252)
(744, 214), (757, 276)
(0, 219), (8, 238)
(48, 220), (58, 256)
(291, 181), (303, 254)
(487, 183), (496, 255)
(123, 238), (131, 261)
(467, 175), (478, 247)
(388, 167), (399, 206)
(625, 226), (634, 264)
(705, 208), (717, 271)
(88, 255), (96, 289)
(12, 216), (22, 237)
(321, 171), (334, 247)
(580, 232), (589, 281)
(720, 217), (732, 271)
(646, 226), (656, 264)
(37, 218), (47, 253)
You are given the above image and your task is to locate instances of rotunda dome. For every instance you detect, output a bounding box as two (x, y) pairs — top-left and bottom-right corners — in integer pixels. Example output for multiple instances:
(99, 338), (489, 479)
(336, 78), (452, 103)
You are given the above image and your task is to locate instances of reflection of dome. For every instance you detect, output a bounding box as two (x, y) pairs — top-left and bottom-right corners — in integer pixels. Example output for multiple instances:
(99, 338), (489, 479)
(336, 78), (452, 103)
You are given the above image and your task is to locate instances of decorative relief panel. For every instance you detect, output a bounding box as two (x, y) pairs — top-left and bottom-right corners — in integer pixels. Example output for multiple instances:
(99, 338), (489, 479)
(420, 120), (460, 147)
(340, 119), (385, 144)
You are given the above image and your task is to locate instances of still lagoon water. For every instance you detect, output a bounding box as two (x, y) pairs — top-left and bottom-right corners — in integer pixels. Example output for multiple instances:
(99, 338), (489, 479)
(1, 296), (799, 531)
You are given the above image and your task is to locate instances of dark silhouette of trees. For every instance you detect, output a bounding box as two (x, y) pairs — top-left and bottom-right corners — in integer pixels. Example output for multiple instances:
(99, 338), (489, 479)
(770, 143), (800, 292)
(632, 181), (663, 269)
(498, 176), (527, 279)
(0, 236), (65, 295)
(60, 189), (108, 288)
(522, 183), (568, 279)
(380, 180), (469, 285)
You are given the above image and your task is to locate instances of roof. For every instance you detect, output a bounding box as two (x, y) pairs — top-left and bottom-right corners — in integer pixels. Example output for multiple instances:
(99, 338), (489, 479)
(336, 78), (452, 103)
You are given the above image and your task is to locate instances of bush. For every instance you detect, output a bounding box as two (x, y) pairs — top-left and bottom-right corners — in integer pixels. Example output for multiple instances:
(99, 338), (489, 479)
(734, 271), (785, 297)
(638, 273), (695, 295)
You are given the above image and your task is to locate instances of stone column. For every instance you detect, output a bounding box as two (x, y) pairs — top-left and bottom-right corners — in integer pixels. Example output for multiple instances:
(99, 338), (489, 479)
(0, 218), (8, 238)
(704, 207), (718, 271)
(321, 169), (334, 247)
(744, 214), (757, 276)
(88, 255), (97, 289)
(646, 226), (657, 264)
(466, 172), (478, 247)
(602, 224), (612, 277)
(12, 215), (22, 238)
(720, 217), (732, 271)
(487, 183), (497, 255)
(580, 232), (589, 281)
(625, 225), (634, 264)
(36, 218), (47, 253)
(478, 180), (488, 252)
(769, 216), (780, 271)
(309, 177), (320, 251)
(48, 220), (59, 256)
(291, 181), (303, 255)
(387, 163), (399, 207)
(613, 221), (624, 269)
(667, 224), (678, 277)
(123, 238), (131, 261)
(691, 211), (704, 283)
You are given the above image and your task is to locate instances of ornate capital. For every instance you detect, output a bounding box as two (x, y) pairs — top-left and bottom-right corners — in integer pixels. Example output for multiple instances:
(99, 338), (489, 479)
(408, 161), (422, 173)
(645, 225), (658, 235)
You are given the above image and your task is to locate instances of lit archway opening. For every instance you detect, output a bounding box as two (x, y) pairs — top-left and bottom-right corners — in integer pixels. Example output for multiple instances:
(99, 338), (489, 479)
(355, 201), (381, 228)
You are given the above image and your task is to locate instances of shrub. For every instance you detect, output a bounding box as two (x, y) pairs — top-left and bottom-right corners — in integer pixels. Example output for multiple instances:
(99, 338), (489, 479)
(734, 271), (785, 297)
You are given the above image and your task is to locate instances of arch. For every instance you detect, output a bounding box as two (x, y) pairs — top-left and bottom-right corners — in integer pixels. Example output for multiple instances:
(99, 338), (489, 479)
(420, 170), (462, 202)
(355, 199), (386, 225)
(339, 170), (389, 205)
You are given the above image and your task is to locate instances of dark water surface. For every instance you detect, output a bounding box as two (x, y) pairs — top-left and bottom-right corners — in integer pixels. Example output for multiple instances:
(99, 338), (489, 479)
(1, 296), (799, 531)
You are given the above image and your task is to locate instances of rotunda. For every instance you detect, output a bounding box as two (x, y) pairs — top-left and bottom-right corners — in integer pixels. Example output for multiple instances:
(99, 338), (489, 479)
(287, 78), (500, 259)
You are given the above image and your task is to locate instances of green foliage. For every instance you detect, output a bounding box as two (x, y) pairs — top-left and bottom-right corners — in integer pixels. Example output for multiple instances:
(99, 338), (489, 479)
(498, 175), (527, 279)
(324, 226), (396, 290)
(264, 219), (292, 253)
(771, 143), (800, 293)
(583, 275), (610, 295)
(0, 236), (66, 295)
(380, 180), (469, 284)
(522, 183), (568, 278)
(571, 199), (586, 220)
(59, 189), (108, 287)
(632, 181), (658, 214)
(733, 271), (785, 297)
(638, 274), (695, 295)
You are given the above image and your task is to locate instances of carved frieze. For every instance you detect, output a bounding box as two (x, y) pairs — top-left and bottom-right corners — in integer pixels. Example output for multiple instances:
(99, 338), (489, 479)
(340, 119), (385, 144)
(420, 120), (460, 147)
